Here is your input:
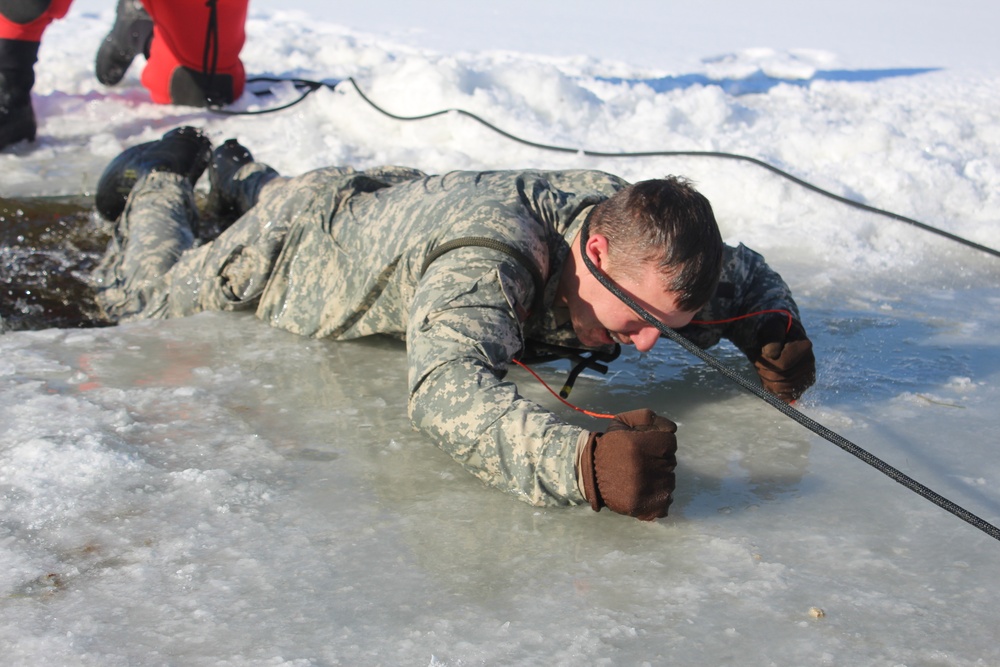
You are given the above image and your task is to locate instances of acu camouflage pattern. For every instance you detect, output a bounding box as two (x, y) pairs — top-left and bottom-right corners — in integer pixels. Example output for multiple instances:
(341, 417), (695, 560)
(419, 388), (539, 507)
(675, 243), (802, 354)
(93, 163), (801, 508)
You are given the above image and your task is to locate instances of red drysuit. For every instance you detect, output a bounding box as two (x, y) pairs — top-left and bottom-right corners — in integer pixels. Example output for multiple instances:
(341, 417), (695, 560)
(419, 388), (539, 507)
(0, 0), (247, 105)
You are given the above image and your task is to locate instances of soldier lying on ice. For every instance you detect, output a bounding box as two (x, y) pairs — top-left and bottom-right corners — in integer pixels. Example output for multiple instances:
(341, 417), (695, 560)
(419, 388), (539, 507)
(91, 126), (816, 521)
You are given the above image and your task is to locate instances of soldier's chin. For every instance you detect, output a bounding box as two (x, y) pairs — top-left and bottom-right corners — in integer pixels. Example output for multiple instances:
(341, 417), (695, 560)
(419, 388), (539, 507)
(578, 328), (613, 347)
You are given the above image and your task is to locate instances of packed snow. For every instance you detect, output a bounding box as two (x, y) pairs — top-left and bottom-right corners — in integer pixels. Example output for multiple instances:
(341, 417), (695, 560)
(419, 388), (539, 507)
(2, 1), (1000, 665)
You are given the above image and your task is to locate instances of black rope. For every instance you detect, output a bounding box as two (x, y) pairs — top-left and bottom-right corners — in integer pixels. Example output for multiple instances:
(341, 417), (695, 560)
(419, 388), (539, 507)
(209, 77), (326, 116)
(209, 74), (1000, 259)
(577, 215), (1000, 542)
(210, 75), (1000, 259)
(341, 77), (1000, 260)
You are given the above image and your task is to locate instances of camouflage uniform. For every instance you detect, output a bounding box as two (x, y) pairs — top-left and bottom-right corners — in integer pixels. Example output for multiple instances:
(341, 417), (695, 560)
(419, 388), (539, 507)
(94, 164), (801, 507)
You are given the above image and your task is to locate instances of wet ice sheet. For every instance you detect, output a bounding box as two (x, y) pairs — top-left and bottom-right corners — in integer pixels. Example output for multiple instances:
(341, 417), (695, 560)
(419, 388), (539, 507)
(2, 307), (999, 665)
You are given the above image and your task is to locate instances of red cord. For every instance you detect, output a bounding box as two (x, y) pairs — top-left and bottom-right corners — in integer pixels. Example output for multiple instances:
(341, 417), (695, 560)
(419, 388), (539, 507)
(514, 309), (793, 419)
(691, 308), (793, 333)
(512, 358), (617, 419)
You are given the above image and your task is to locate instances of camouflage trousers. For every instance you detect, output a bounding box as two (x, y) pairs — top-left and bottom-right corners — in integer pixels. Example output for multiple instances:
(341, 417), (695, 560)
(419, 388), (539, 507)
(92, 163), (348, 322)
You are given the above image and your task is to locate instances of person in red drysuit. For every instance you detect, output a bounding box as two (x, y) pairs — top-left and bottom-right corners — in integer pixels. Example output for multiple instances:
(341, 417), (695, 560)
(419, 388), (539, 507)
(1, 0), (248, 150)
(103, 0), (249, 107)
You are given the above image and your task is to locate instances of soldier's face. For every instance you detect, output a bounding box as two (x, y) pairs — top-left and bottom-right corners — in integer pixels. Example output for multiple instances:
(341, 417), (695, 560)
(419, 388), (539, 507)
(567, 260), (697, 353)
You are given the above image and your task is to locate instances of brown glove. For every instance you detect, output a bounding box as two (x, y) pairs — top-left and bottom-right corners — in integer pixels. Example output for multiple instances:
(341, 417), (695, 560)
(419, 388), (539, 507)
(750, 315), (816, 403)
(579, 409), (677, 521)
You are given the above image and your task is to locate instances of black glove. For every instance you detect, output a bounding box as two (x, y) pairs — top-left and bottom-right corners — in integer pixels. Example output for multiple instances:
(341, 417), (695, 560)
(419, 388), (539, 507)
(750, 315), (816, 402)
(579, 409), (677, 521)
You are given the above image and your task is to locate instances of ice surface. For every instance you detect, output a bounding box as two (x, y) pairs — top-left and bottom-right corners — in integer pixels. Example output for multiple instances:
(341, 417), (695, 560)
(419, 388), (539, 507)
(2, 1), (1000, 665)
(3, 312), (999, 665)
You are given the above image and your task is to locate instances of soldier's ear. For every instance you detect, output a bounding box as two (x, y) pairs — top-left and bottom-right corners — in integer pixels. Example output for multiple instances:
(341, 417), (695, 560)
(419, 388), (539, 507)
(584, 233), (611, 271)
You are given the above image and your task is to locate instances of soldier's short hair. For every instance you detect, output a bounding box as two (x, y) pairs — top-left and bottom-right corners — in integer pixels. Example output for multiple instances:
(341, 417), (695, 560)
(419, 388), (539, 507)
(590, 176), (723, 312)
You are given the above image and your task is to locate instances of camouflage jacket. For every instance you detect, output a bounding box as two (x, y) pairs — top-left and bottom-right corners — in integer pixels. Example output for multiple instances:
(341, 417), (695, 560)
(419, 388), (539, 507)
(97, 166), (801, 508)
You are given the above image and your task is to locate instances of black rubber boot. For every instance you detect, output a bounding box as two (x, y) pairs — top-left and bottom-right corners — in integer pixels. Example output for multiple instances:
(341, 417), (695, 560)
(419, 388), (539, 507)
(95, 126), (212, 221)
(0, 38), (39, 150)
(169, 66), (236, 108)
(95, 0), (153, 87)
(206, 138), (254, 217)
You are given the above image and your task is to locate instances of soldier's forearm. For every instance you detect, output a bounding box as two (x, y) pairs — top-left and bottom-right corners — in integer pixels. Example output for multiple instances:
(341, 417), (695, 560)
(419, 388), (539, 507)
(408, 358), (587, 506)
